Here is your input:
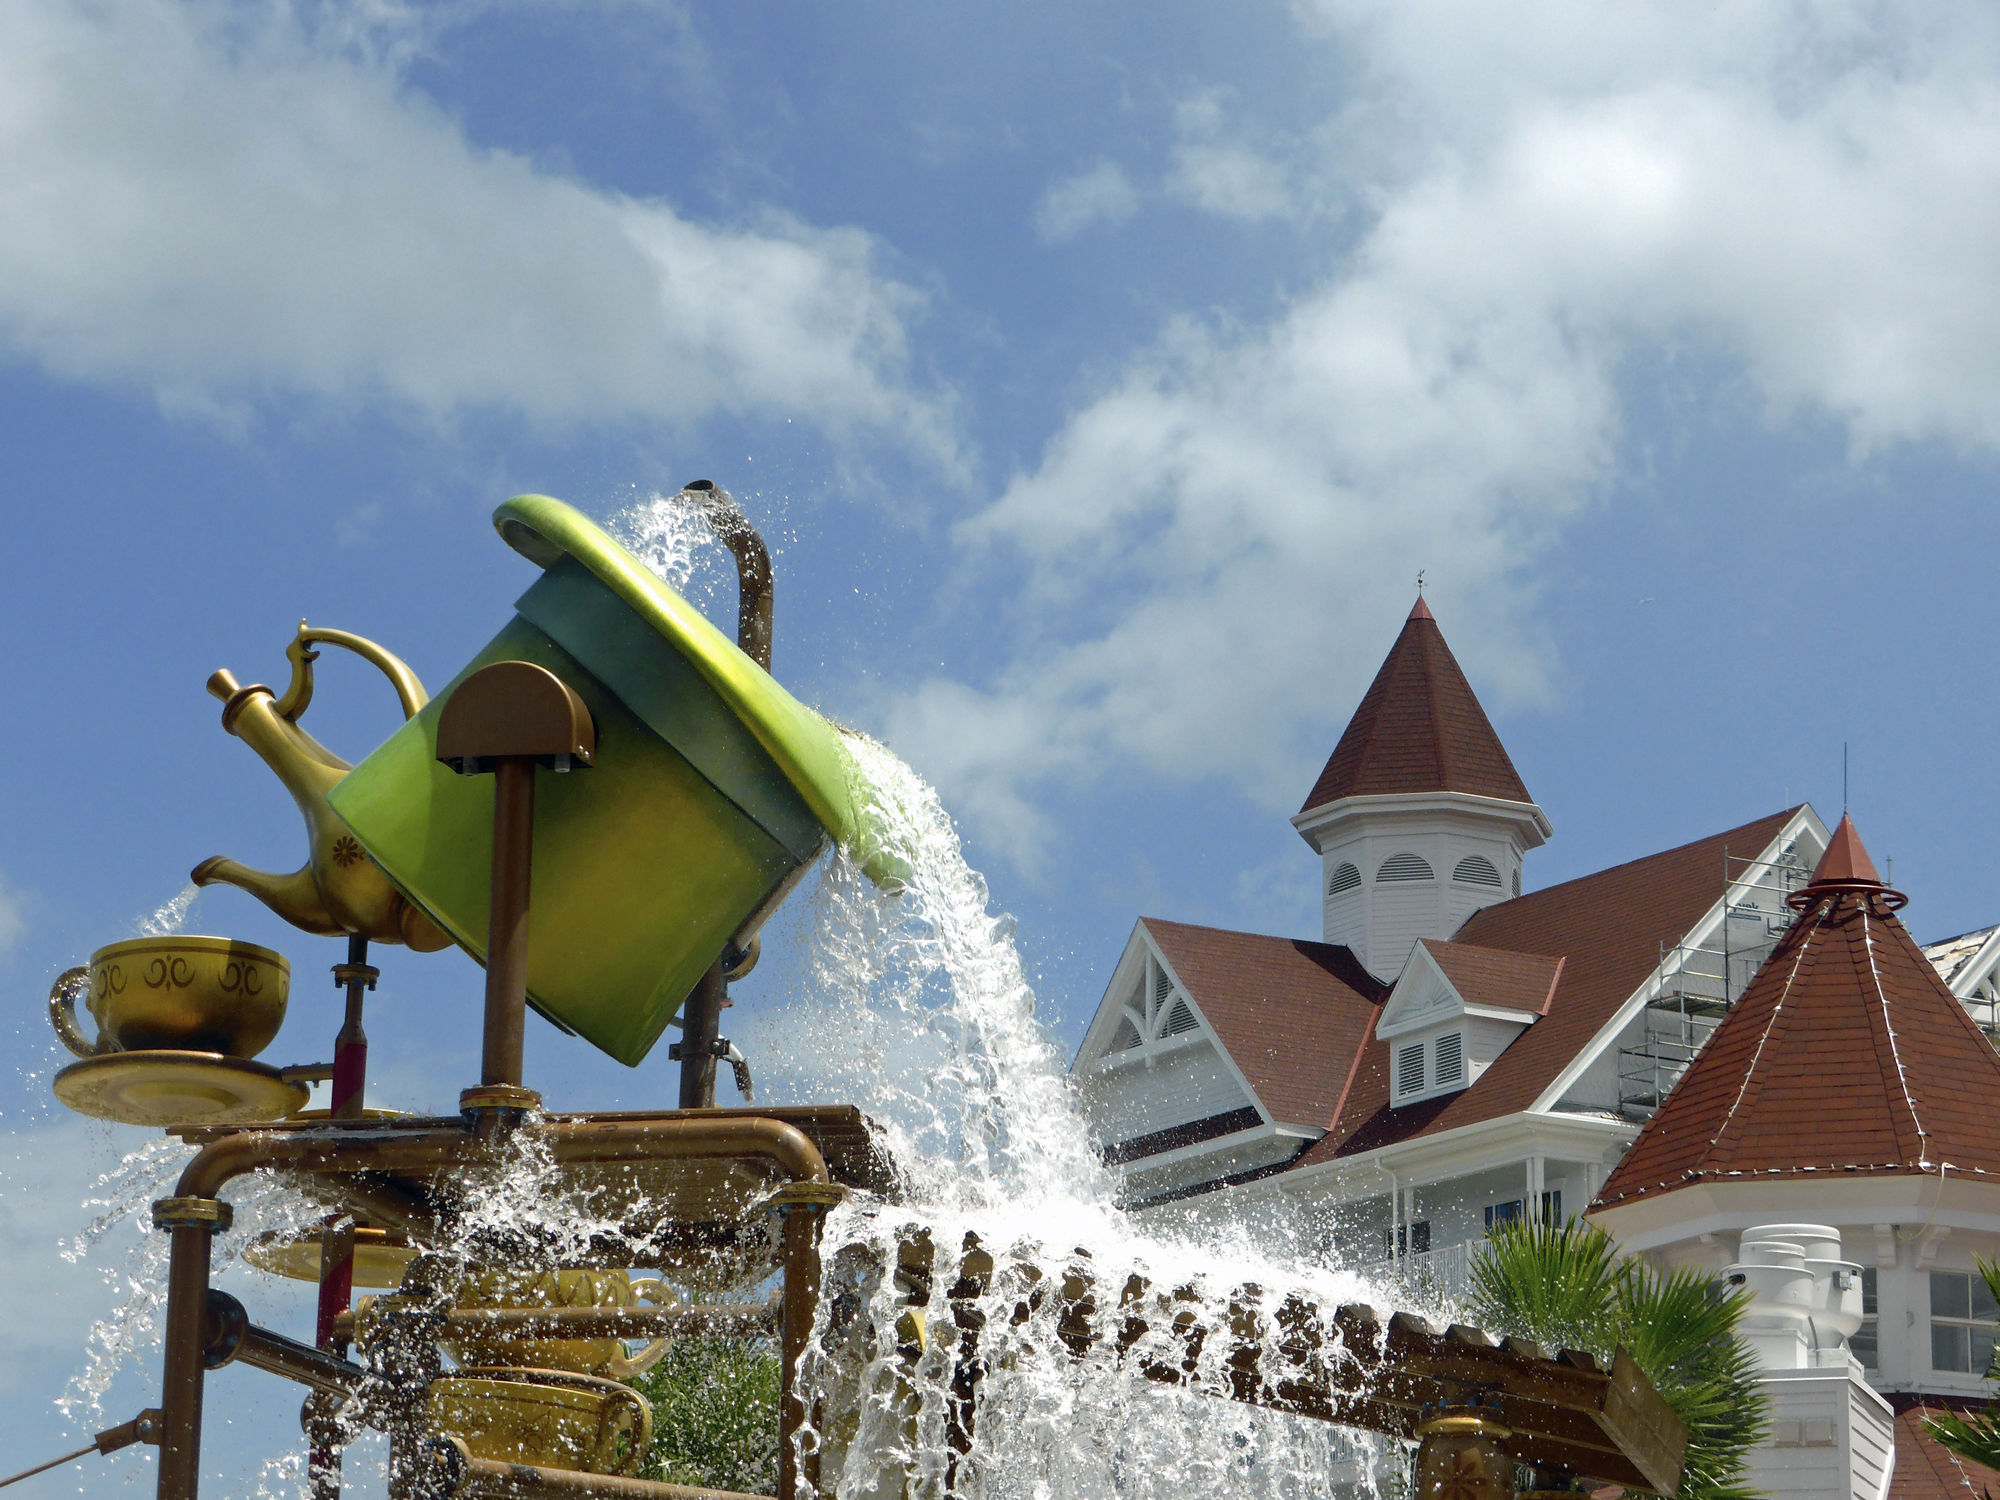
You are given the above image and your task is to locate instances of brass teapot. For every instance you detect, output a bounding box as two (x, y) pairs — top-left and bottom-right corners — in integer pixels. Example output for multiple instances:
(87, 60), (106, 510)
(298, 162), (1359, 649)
(193, 623), (452, 951)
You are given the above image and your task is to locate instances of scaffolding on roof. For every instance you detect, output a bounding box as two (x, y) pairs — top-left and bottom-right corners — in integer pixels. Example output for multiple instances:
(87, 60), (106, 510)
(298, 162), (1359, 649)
(1616, 844), (1812, 1121)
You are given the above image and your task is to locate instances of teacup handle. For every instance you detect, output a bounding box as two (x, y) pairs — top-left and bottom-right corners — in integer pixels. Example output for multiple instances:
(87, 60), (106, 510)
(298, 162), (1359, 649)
(605, 1279), (672, 1379)
(48, 967), (109, 1058)
(603, 1384), (655, 1477)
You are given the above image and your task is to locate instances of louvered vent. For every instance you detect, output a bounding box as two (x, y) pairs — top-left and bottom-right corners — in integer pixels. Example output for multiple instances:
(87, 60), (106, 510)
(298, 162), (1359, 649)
(1513, 870), (1521, 898)
(1154, 967), (1173, 1007)
(1162, 1000), (1199, 1037)
(1327, 862), (1361, 896)
(1453, 855), (1502, 887)
(1435, 1031), (1464, 1085)
(1397, 1043), (1426, 1097)
(1111, 1018), (1143, 1051)
(1377, 853), (1435, 883)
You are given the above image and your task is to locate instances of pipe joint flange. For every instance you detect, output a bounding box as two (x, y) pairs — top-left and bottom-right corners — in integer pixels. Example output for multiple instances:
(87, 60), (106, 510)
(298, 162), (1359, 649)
(1413, 1394), (1511, 1440)
(332, 962), (380, 991)
(153, 1196), (233, 1233)
(412, 1434), (472, 1500)
(762, 1180), (847, 1218)
(458, 1084), (541, 1117)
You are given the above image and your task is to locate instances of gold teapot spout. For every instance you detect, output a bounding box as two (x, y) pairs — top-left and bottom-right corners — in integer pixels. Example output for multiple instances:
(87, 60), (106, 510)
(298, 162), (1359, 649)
(193, 623), (453, 952)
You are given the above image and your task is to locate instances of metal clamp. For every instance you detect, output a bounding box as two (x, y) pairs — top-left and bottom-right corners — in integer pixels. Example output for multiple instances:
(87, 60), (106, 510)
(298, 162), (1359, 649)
(153, 1197), (233, 1233)
(761, 1180), (847, 1217)
(458, 1085), (541, 1116)
(666, 1038), (732, 1061)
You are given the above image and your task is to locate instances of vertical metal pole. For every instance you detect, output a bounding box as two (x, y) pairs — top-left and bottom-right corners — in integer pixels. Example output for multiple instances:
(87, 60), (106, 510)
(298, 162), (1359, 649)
(780, 1204), (826, 1500)
(482, 757), (535, 1089)
(156, 1221), (215, 1500)
(311, 934), (373, 1497)
(677, 961), (726, 1110)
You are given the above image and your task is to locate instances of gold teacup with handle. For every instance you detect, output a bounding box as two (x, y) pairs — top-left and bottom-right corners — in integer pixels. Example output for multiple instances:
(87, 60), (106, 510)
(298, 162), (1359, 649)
(49, 937), (291, 1058)
(47, 937), (306, 1126)
(444, 1268), (674, 1379)
(427, 1368), (652, 1476)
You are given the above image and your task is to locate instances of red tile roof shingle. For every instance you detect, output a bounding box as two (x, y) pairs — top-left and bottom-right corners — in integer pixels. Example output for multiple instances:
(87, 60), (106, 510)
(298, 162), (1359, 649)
(1889, 1398), (2000, 1500)
(1299, 600), (1533, 813)
(1142, 920), (1386, 1131)
(1594, 820), (2000, 1209)
(1140, 811), (1801, 1176)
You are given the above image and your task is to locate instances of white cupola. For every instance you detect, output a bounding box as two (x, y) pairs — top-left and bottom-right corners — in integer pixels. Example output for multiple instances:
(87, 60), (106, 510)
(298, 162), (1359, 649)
(1294, 598), (1550, 982)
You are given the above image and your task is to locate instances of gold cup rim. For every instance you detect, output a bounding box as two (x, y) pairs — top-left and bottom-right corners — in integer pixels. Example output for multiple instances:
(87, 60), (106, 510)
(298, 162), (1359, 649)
(89, 935), (292, 973)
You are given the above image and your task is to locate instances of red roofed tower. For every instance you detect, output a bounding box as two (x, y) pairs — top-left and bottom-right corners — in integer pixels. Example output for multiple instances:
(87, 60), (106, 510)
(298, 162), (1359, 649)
(1294, 599), (1550, 981)
(1593, 814), (2000, 1214)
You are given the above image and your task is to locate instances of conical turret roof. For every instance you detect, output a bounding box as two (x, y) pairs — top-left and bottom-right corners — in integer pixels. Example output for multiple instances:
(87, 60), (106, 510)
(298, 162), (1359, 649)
(1299, 599), (1532, 814)
(1595, 818), (2000, 1209)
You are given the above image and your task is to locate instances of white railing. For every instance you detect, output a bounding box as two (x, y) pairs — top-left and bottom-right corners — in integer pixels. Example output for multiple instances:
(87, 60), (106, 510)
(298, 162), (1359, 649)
(1353, 1237), (1487, 1314)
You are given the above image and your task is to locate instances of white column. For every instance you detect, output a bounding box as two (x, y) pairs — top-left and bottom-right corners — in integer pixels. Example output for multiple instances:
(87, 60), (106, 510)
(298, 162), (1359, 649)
(1527, 1156), (1545, 1221)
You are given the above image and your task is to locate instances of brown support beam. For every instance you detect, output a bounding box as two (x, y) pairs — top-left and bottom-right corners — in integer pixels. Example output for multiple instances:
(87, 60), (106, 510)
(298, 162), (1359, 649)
(154, 1200), (230, 1500)
(419, 1435), (772, 1500)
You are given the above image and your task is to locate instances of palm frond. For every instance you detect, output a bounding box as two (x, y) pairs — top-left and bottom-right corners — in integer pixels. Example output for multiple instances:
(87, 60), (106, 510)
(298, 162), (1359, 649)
(1467, 1214), (1624, 1358)
(1929, 1406), (2000, 1474)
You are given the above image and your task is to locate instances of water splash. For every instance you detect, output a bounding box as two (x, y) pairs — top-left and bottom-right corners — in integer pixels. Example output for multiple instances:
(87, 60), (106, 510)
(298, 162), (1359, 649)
(135, 881), (201, 937)
(609, 491), (707, 592)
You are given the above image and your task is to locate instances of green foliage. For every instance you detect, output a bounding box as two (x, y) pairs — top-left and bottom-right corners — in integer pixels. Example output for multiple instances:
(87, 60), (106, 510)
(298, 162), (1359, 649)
(1467, 1216), (1768, 1500)
(1925, 1254), (2000, 1470)
(626, 1336), (782, 1495)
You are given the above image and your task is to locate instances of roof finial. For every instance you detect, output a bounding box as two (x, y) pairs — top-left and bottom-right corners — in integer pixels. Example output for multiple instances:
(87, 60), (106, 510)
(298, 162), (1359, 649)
(1408, 571), (1434, 621)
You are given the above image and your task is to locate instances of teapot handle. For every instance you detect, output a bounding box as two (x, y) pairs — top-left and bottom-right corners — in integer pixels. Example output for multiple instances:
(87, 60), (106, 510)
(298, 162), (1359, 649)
(272, 623), (429, 724)
(48, 967), (104, 1058)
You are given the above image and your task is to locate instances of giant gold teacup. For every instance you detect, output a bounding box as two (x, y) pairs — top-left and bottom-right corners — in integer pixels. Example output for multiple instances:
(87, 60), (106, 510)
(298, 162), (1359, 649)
(49, 937), (291, 1059)
(427, 1368), (651, 1475)
(444, 1268), (671, 1378)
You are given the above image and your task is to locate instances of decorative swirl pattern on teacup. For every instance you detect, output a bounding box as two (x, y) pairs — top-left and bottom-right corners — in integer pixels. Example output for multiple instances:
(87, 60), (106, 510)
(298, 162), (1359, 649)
(143, 956), (197, 990)
(219, 961), (265, 996)
(91, 963), (128, 1001)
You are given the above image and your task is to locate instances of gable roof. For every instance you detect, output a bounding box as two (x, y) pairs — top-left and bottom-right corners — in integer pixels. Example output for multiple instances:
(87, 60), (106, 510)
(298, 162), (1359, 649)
(1277, 809), (1803, 1168)
(1300, 599), (1533, 814)
(1890, 1398), (2000, 1500)
(1141, 919), (1386, 1130)
(1420, 939), (1564, 1019)
(1594, 817), (2000, 1209)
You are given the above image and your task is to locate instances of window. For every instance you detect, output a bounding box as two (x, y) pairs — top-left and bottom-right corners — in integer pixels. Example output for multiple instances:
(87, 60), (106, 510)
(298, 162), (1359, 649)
(1453, 855), (1502, 887)
(1377, 853), (1435, 883)
(1485, 1193), (1561, 1232)
(1932, 1269), (2000, 1374)
(1327, 861), (1361, 896)
(1384, 1221), (1432, 1257)
(1851, 1268), (1878, 1371)
(1396, 1043), (1425, 1098)
(1435, 1032), (1464, 1086)
(1161, 1000), (1200, 1037)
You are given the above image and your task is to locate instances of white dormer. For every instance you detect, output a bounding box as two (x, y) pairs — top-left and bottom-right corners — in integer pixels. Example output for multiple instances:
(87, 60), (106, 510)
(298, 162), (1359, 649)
(1376, 940), (1555, 1105)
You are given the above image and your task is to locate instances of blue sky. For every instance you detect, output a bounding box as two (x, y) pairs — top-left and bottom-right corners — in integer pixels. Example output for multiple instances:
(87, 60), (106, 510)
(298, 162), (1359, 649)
(3, 1), (1999, 1486)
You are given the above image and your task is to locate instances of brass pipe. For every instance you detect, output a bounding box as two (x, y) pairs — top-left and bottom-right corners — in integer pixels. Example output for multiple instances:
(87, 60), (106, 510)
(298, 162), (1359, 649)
(675, 963), (726, 1110)
(202, 1296), (369, 1398)
(678, 481), (772, 671)
(157, 1224), (214, 1500)
(422, 1437), (770, 1500)
(335, 1302), (779, 1342)
(173, 1117), (830, 1202)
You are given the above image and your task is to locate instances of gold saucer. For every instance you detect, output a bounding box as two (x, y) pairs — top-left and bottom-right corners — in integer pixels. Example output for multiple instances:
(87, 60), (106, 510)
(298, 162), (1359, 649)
(53, 1050), (308, 1127)
(246, 1226), (419, 1288)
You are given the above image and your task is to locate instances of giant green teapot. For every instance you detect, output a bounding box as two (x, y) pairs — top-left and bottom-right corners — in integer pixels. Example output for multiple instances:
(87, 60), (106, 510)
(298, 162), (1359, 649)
(327, 495), (902, 1066)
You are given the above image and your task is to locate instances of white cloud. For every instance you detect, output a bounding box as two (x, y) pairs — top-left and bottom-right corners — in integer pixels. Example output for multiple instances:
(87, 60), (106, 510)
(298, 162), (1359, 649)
(1167, 90), (1300, 224)
(890, 2), (2000, 866)
(0, 0), (953, 459)
(1035, 161), (1142, 243)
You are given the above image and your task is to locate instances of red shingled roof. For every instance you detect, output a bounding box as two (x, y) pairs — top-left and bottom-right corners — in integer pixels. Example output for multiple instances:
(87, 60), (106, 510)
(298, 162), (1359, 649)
(1421, 939), (1564, 1017)
(1889, 1398), (2000, 1500)
(1594, 819), (2000, 1210)
(1300, 599), (1533, 814)
(1143, 919), (1386, 1130)
(1139, 811), (1799, 1176)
